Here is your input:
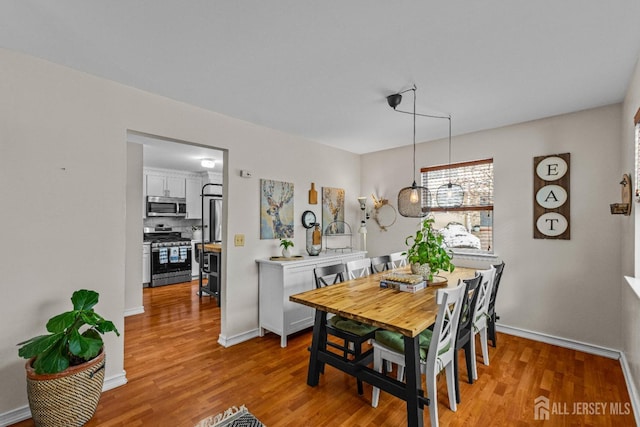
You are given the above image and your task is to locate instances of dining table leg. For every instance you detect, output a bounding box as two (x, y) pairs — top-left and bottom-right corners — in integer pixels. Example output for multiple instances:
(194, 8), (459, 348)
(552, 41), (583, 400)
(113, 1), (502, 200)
(307, 309), (328, 386)
(404, 335), (424, 427)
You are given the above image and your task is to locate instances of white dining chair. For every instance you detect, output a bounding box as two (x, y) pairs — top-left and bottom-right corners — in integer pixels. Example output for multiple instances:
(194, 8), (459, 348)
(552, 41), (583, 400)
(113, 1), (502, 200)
(470, 265), (496, 381)
(389, 252), (408, 269)
(345, 258), (372, 279)
(371, 282), (466, 427)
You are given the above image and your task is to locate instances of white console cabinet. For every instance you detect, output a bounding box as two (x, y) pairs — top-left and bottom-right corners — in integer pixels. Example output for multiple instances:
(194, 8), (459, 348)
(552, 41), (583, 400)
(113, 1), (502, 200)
(256, 251), (366, 347)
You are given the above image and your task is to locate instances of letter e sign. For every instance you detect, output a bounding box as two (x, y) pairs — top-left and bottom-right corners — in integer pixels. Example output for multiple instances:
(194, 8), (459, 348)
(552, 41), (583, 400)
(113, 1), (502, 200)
(533, 153), (570, 239)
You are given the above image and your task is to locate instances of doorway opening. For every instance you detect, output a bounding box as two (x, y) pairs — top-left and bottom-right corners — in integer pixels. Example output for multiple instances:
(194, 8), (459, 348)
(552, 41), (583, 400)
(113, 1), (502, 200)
(126, 130), (227, 335)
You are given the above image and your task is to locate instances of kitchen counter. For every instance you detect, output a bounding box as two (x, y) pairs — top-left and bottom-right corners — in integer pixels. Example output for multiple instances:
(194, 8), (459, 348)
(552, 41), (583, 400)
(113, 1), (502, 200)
(197, 243), (222, 253)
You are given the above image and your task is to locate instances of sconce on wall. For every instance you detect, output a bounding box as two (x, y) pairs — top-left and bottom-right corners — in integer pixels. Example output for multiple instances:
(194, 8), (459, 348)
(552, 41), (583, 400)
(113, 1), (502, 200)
(610, 174), (632, 215)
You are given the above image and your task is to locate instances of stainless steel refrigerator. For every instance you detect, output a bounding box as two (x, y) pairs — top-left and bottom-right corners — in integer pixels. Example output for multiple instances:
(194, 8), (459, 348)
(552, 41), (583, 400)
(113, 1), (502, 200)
(209, 198), (223, 243)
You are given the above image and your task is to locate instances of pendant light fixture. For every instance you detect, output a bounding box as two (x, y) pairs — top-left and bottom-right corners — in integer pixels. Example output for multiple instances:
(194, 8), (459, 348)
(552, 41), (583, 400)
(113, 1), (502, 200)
(390, 85), (430, 218)
(435, 117), (464, 208)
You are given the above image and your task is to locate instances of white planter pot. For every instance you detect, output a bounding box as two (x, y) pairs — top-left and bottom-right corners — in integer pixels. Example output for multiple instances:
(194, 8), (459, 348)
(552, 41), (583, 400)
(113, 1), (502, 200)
(411, 263), (431, 281)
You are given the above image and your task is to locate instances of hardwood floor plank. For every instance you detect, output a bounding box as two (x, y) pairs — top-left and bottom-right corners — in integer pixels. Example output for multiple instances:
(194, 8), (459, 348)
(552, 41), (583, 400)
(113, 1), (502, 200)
(10, 280), (635, 426)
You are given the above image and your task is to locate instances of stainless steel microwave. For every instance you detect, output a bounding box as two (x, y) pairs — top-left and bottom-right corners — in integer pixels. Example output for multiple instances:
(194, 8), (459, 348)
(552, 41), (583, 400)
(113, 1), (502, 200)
(146, 196), (187, 217)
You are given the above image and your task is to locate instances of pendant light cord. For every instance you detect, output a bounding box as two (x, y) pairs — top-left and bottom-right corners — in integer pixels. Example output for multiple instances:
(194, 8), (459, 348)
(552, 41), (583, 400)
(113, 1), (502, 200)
(412, 86), (416, 186)
(448, 115), (452, 184)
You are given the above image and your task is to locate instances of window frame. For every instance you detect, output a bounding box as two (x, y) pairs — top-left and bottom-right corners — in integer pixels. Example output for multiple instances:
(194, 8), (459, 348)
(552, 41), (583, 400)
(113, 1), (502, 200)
(420, 158), (494, 253)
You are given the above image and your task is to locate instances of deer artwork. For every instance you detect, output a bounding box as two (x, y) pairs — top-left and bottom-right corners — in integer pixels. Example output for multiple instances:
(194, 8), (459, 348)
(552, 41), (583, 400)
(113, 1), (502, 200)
(323, 187), (345, 234)
(263, 180), (294, 238)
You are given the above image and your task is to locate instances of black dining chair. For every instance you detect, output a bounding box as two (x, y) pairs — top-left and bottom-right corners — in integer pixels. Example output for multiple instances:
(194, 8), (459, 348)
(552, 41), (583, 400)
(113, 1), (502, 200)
(370, 255), (392, 273)
(453, 273), (482, 404)
(313, 263), (378, 395)
(488, 262), (506, 347)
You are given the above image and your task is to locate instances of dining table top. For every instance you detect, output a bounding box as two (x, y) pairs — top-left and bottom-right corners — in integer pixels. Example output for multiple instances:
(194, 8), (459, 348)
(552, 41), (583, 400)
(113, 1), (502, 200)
(289, 266), (476, 338)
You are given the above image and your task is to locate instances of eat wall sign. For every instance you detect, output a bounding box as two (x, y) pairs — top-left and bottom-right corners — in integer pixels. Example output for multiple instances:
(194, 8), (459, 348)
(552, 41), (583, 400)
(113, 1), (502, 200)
(533, 153), (570, 240)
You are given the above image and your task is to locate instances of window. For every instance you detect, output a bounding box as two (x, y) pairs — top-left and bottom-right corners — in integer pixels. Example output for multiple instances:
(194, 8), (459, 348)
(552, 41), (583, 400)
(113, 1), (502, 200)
(421, 158), (494, 253)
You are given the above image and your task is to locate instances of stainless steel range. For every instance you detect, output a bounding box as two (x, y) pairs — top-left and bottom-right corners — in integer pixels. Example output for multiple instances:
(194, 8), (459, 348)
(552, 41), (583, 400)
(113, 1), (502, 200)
(143, 227), (192, 287)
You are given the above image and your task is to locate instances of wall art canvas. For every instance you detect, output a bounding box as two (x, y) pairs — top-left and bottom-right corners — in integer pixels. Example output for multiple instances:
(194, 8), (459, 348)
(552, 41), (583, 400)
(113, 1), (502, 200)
(322, 187), (345, 234)
(260, 179), (294, 239)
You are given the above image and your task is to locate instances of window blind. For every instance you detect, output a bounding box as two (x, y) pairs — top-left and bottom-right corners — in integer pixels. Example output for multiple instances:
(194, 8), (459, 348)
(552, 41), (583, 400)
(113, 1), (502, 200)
(421, 158), (494, 212)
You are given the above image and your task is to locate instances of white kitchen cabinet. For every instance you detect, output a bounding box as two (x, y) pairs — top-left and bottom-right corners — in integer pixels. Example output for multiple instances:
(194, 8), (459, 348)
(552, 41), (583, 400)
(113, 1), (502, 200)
(256, 251), (366, 347)
(142, 243), (151, 285)
(185, 177), (202, 219)
(146, 174), (186, 198)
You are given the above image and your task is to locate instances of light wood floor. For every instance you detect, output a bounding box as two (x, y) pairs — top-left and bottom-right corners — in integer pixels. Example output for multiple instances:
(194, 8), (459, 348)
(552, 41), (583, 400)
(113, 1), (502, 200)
(12, 280), (635, 426)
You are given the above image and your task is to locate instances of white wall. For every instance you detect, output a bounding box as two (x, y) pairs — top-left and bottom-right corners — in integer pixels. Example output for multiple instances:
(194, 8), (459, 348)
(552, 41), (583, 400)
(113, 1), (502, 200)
(621, 54), (640, 403)
(0, 48), (362, 417)
(125, 142), (144, 315)
(362, 104), (623, 349)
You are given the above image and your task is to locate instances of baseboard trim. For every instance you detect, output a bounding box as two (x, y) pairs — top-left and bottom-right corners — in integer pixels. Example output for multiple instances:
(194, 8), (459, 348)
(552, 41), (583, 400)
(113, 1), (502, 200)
(103, 370), (128, 391)
(0, 405), (30, 427)
(124, 305), (145, 317)
(619, 351), (640, 425)
(0, 371), (128, 426)
(496, 324), (620, 359)
(217, 328), (261, 347)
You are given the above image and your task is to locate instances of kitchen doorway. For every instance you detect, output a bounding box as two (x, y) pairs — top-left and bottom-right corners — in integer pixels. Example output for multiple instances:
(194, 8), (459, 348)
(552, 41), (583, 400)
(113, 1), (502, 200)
(126, 130), (227, 322)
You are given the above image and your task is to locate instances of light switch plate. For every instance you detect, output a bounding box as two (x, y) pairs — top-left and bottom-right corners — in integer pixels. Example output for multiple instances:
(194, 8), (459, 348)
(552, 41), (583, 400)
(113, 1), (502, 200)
(234, 234), (245, 246)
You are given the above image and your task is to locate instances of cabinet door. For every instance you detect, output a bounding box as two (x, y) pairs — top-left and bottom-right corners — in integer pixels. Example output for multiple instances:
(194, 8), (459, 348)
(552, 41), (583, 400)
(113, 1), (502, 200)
(166, 176), (185, 198)
(146, 175), (166, 197)
(185, 177), (202, 219)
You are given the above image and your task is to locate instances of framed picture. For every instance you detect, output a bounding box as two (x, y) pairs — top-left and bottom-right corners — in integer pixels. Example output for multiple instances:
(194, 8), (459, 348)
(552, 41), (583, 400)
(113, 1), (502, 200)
(322, 187), (345, 234)
(260, 179), (294, 239)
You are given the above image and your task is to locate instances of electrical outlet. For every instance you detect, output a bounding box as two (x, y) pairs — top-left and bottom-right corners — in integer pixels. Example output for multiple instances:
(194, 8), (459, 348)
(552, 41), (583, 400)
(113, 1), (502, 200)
(234, 234), (245, 246)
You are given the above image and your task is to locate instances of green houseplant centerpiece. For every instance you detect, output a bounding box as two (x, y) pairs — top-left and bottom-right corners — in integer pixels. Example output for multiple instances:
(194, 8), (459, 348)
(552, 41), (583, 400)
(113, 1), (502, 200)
(279, 239), (294, 257)
(403, 217), (455, 283)
(17, 289), (120, 427)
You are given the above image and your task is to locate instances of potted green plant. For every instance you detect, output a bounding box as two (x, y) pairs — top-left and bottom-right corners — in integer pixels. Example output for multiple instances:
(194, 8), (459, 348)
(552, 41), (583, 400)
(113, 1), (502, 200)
(279, 239), (294, 257)
(403, 217), (455, 282)
(17, 289), (120, 426)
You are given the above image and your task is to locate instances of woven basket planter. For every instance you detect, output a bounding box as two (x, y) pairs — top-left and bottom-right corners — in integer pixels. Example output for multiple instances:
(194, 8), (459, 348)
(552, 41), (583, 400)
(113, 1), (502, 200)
(25, 350), (105, 427)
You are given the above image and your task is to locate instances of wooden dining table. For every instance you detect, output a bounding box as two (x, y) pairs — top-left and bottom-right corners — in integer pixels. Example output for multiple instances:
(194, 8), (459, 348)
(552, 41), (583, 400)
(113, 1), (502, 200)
(289, 266), (475, 427)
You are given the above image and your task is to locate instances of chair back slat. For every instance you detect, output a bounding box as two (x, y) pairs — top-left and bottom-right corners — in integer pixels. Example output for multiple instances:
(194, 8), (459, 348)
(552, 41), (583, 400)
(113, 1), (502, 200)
(457, 274), (482, 337)
(489, 262), (505, 313)
(474, 266), (496, 321)
(389, 252), (408, 268)
(429, 282), (465, 368)
(345, 258), (372, 279)
(370, 255), (392, 273)
(313, 263), (346, 288)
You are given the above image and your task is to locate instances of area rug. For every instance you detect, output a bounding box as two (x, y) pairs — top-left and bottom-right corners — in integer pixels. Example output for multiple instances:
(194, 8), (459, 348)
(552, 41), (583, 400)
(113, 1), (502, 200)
(194, 405), (264, 427)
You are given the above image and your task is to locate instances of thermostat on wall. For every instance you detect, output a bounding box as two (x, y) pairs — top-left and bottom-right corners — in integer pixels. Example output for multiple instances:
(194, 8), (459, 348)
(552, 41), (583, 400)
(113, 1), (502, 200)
(240, 170), (253, 178)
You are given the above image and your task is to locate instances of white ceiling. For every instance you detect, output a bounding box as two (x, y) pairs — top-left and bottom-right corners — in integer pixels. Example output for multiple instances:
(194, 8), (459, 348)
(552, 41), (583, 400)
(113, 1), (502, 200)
(2, 1), (640, 156)
(128, 132), (223, 173)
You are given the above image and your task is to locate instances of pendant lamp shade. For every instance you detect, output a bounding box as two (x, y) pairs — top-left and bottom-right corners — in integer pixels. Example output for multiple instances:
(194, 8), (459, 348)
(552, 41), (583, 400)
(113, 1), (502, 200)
(398, 182), (431, 217)
(436, 183), (464, 208)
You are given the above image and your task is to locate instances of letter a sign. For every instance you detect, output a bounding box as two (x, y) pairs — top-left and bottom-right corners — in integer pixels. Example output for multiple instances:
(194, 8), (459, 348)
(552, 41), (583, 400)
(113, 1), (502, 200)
(533, 153), (570, 240)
